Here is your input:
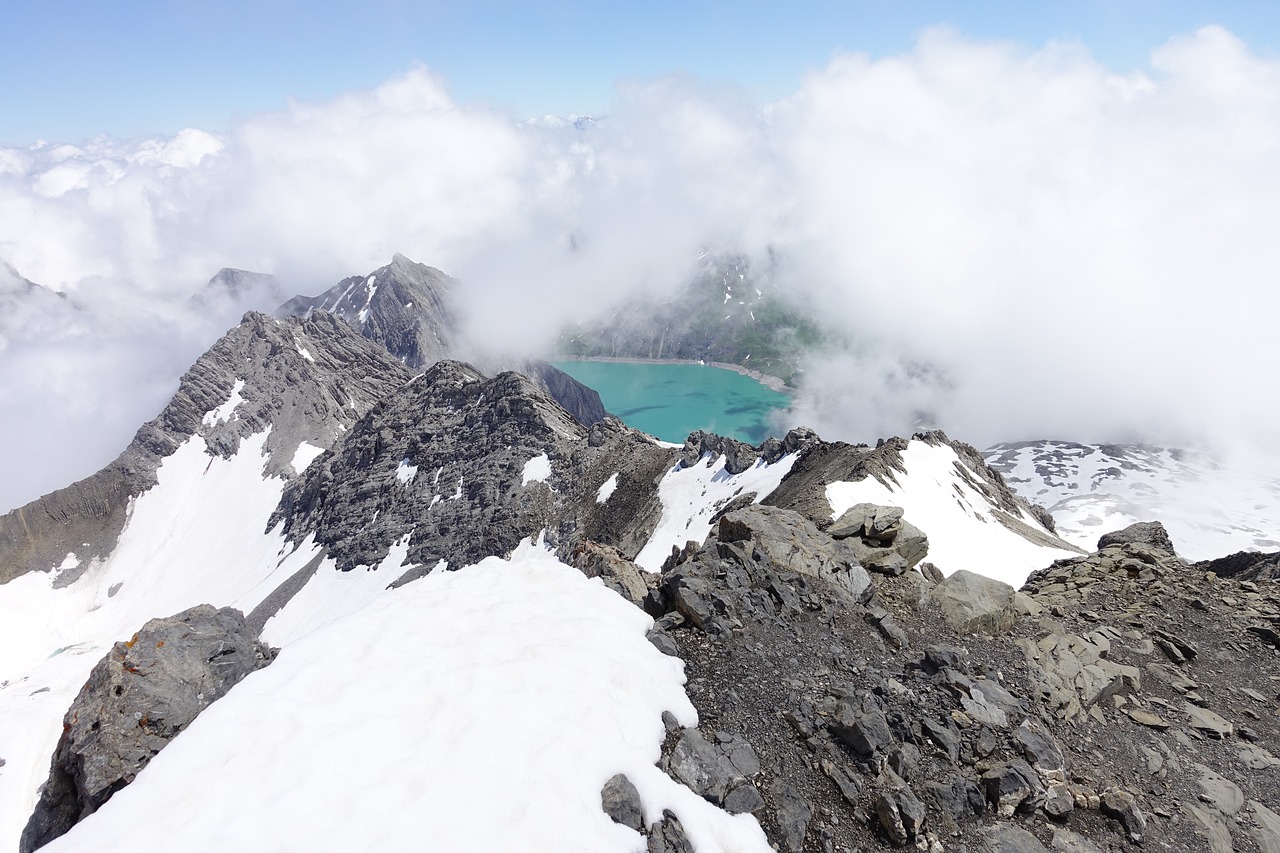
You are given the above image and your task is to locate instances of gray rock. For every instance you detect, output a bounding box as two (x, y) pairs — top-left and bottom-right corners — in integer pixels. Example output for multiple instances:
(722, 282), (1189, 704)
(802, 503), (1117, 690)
(1184, 803), (1234, 853)
(830, 504), (903, 543)
(894, 520), (929, 568)
(664, 729), (742, 805)
(829, 704), (893, 757)
(20, 605), (274, 853)
(647, 810), (694, 853)
(723, 783), (765, 814)
(601, 773), (644, 831)
(1049, 827), (1103, 853)
(769, 778), (812, 853)
(924, 775), (985, 819)
(920, 570), (1020, 635)
(1184, 702), (1234, 738)
(717, 505), (873, 603)
(1097, 521), (1177, 555)
(875, 792), (909, 846)
(646, 629), (680, 657)
(1251, 800), (1280, 853)
(1100, 788), (1146, 843)
(983, 825), (1051, 853)
(1013, 723), (1065, 777)
(982, 760), (1043, 817)
(1195, 763), (1244, 816)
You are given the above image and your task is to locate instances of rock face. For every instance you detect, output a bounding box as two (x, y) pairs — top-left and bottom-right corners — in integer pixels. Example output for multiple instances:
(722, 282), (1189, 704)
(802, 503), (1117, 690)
(275, 254), (458, 369)
(639, 509), (1280, 852)
(274, 254), (608, 426)
(0, 311), (414, 586)
(271, 360), (675, 576)
(20, 606), (274, 852)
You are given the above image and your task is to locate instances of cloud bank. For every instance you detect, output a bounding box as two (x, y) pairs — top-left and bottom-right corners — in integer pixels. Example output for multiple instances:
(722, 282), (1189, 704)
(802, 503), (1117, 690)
(3, 28), (1280, 512)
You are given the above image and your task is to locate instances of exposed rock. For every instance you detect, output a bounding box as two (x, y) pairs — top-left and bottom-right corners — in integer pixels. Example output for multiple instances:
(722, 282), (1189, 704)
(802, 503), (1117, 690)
(717, 505), (873, 603)
(601, 773), (644, 831)
(20, 606), (274, 852)
(1, 311), (413, 586)
(647, 810), (694, 853)
(1099, 788), (1146, 843)
(983, 824), (1050, 853)
(920, 571), (1019, 635)
(1097, 521), (1177, 556)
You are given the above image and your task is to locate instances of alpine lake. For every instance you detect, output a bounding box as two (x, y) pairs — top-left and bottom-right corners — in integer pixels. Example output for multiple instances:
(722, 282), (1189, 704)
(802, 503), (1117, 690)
(550, 360), (792, 445)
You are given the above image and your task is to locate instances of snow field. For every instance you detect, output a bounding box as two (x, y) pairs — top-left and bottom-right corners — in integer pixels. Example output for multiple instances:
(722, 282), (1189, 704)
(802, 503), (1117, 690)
(597, 472), (619, 504)
(635, 453), (797, 572)
(0, 430), (307, 851)
(826, 441), (1078, 588)
(46, 549), (771, 853)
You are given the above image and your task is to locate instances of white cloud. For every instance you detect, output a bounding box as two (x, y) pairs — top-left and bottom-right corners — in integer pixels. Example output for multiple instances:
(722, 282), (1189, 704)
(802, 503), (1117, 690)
(3, 28), (1280, 512)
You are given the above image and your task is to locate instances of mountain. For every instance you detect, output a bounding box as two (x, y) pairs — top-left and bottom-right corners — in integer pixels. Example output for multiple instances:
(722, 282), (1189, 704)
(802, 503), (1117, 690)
(1, 281), (1278, 852)
(0, 263), (80, 353)
(187, 267), (288, 330)
(559, 252), (825, 385)
(985, 440), (1280, 561)
(275, 253), (608, 425)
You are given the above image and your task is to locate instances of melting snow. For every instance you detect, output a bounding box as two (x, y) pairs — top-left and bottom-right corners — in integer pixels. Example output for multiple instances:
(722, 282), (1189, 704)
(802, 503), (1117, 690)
(290, 442), (324, 474)
(826, 441), (1077, 588)
(294, 341), (315, 362)
(522, 453), (552, 486)
(201, 379), (245, 427)
(596, 473), (619, 504)
(395, 459), (419, 485)
(44, 549), (771, 853)
(635, 453), (798, 572)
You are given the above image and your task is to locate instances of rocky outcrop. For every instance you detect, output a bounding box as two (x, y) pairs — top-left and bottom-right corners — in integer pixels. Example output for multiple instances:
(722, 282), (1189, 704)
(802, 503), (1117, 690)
(829, 503), (930, 574)
(276, 254), (458, 369)
(271, 360), (677, 576)
(636, 512), (1280, 853)
(0, 311), (414, 586)
(20, 606), (274, 852)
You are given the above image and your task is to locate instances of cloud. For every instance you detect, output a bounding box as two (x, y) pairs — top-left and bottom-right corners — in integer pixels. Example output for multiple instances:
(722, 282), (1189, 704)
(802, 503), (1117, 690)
(3, 28), (1280, 512)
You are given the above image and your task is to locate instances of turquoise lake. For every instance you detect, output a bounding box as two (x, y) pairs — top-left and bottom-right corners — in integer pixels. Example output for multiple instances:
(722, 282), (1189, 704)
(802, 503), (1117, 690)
(551, 360), (791, 445)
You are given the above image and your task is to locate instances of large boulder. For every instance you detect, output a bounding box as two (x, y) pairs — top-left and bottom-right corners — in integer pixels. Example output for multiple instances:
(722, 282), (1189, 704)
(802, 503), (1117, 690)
(919, 570), (1019, 635)
(20, 605), (275, 852)
(1097, 521), (1177, 556)
(718, 505), (872, 602)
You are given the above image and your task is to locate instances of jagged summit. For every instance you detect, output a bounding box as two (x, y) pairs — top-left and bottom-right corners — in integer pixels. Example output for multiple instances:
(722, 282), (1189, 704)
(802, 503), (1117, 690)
(274, 254), (608, 425)
(274, 254), (457, 368)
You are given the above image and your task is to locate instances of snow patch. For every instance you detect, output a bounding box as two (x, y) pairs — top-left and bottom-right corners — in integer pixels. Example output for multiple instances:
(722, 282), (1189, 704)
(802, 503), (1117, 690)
(636, 453), (798, 572)
(290, 442), (324, 474)
(294, 341), (315, 362)
(596, 473), (619, 504)
(201, 379), (245, 427)
(826, 441), (1077, 588)
(395, 459), (419, 485)
(522, 453), (552, 487)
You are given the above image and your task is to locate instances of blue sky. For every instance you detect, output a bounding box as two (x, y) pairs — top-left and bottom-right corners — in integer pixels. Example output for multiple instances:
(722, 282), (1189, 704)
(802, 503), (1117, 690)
(4, 0), (1279, 145)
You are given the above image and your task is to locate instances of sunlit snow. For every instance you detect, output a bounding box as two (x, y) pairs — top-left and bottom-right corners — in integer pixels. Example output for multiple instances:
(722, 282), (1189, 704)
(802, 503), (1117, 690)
(596, 472), (619, 504)
(522, 453), (552, 486)
(0, 431), (307, 850)
(826, 441), (1077, 588)
(635, 453), (797, 572)
(200, 378), (245, 427)
(395, 459), (419, 485)
(290, 441), (325, 474)
(44, 549), (771, 853)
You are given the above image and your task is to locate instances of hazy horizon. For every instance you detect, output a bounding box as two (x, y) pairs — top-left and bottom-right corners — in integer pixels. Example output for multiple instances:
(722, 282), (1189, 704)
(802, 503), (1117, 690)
(3, 10), (1280, 513)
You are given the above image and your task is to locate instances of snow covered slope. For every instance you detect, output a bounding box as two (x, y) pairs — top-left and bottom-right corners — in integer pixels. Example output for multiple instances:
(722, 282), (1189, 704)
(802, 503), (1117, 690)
(823, 438), (1080, 587)
(42, 546), (771, 853)
(986, 440), (1280, 560)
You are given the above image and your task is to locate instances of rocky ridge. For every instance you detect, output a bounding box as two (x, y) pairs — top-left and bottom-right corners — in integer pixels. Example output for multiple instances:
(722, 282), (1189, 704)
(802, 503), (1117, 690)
(606, 511), (1280, 852)
(19, 605), (274, 853)
(0, 310), (413, 585)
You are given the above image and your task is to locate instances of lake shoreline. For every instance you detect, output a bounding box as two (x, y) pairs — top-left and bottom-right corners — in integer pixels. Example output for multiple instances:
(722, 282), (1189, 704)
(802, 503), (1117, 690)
(554, 355), (793, 396)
